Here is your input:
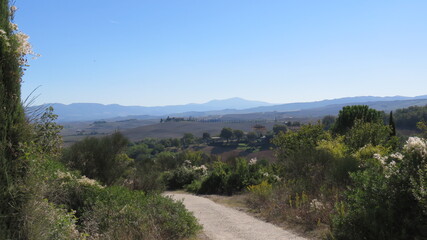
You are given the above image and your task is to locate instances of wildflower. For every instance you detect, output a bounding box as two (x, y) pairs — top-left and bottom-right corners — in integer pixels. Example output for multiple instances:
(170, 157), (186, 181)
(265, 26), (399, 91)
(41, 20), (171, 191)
(249, 158), (257, 165)
(192, 165), (208, 175)
(390, 152), (404, 161)
(373, 153), (387, 165)
(310, 199), (324, 210)
(77, 176), (100, 187)
(56, 170), (73, 179)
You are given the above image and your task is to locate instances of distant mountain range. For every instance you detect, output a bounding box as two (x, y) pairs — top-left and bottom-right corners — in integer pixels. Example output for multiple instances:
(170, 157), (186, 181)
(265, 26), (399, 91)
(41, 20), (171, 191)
(36, 95), (427, 122)
(43, 98), (273, 122)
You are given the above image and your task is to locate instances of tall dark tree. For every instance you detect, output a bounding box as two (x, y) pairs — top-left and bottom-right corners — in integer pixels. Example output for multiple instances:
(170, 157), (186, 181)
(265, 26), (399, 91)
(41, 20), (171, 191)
(389, 111), (396, 136)
(0, 1), (29, 237)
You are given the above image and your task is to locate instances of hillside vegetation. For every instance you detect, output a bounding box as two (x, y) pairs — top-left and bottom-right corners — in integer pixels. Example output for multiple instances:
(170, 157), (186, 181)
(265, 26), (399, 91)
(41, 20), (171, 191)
(62, 103), (427, 239)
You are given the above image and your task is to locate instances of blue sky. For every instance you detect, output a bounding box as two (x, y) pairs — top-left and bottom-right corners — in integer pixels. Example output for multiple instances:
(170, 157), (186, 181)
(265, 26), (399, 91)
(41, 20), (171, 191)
(16, 0), (427, 106)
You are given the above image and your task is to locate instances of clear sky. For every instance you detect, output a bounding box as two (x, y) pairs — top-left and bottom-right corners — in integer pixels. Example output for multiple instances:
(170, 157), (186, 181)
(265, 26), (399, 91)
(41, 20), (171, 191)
(15, 0), (427, 106)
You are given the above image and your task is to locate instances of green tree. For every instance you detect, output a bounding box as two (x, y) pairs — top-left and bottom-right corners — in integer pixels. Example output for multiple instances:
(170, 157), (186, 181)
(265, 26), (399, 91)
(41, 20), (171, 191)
(202, 132), (211, 142)
(344, 120), (391, 150)
(272, 124), (288, 135)
(181, 133), (195, 146)
(322, 115), (336, 130)
(389, 111), (396, 136)
(272, 124), (331, 185)
(332, 105), (383, 134)
(62, 132), (131, 185)
(246, 132), (258, 143)
(417, 121), (427, 138)
(233, 129), (244, 142)
(220, 127), (233, 142)
(272, 123), (328, 160)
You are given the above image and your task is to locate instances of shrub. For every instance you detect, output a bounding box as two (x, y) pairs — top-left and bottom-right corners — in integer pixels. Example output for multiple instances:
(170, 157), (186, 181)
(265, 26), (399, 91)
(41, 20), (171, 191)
(22, 199), (85, 240)
(331, 137), (427, 240)
(198, 161), (230, 194)
(163, 166), (200, 190)
(247, 180), (273, 206)
(344, 120), (391, 150)
(81, 186), (201, 240)
(61, 132), (131, 185)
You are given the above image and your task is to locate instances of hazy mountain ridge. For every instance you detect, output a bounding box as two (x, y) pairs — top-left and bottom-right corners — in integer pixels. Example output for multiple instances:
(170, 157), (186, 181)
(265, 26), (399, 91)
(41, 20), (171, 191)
(38, 95), (427, 122)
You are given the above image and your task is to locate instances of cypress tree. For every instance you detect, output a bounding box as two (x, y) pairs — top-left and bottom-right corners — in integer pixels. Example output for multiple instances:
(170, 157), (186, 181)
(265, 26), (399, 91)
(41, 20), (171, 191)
(389, 111), (396, 136)
(0, 1), (29, 238)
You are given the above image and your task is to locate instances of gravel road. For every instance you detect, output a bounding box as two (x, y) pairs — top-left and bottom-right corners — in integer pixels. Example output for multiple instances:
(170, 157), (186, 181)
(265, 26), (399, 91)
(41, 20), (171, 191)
(166, 192), (307, 240)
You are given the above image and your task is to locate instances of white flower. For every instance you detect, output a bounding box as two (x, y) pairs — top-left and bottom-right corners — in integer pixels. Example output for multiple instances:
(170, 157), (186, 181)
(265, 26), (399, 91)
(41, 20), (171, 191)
(77, 176), (102, 187)
(56, 170), (73, 179)
(249, 158), (257, 165)
(310, 199), (324, 210)
(10, 6), (17, 12)
(390, 152), (404, 160)
(404, 137), (427, 158)
(373, 153), (387, 165)
(9, 22), (18, 31)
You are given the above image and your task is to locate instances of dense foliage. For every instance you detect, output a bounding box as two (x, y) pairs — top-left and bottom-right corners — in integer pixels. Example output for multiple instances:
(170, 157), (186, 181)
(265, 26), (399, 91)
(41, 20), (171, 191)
(394, 105), (427, 131)
(244, 105), (427, 239)
(332, 105), (384, 134)
(0, 1), (32, 237)
(62, 132), (132, 185)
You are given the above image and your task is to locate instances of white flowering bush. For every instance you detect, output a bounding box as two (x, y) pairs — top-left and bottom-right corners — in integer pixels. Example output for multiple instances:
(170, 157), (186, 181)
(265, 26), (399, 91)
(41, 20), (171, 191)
(331, 136), (427, 240)
(0, 5), (39, 68)
(404, 136), (427, 158)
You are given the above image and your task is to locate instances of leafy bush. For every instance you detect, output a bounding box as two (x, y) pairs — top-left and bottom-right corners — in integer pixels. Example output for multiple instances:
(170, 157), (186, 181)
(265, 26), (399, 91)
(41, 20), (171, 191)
(22, 199), (85, 240)
(23, 148), (200, 240)
(197, 161), (230, 194)
(192, 158), (269, 195)
(81, 186), (201, 240)
(344, 120), (391, 150)
(163, 166), (202, 190)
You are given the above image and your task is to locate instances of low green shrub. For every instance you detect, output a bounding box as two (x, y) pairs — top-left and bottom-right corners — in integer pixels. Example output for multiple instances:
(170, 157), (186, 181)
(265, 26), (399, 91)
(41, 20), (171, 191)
(81, 186), (201, 240)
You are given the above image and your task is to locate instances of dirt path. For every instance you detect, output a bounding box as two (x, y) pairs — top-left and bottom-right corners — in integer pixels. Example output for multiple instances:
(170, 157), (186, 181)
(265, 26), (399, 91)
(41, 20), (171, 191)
(165, 192), (307, 240)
